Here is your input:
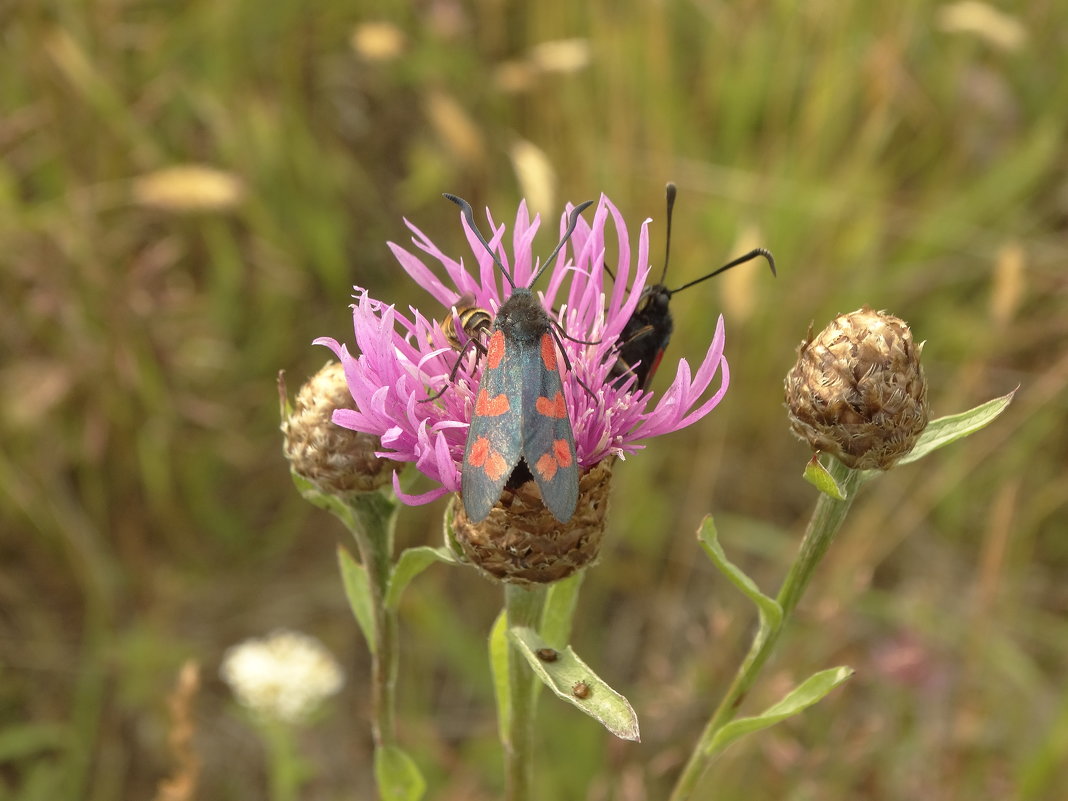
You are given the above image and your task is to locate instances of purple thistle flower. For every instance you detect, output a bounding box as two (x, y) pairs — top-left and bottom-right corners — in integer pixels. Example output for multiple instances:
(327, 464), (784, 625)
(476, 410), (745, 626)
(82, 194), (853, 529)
(314, 194), (730, 508)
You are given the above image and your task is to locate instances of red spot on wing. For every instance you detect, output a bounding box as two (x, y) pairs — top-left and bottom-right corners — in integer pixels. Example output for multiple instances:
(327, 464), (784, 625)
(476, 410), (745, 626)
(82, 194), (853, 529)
(468, 436), (490, 467)
(535, 452), (558, 481)
(485, 451), (509, 481)
(553, 438), (573, 468)
(539, 333), (557, 371)
(487, 330), (506, 369)
(476, 388), (510, 416)
(535, 392), (567, 419)
(468, 436), (510, 482)
(534, 439), (575, 481)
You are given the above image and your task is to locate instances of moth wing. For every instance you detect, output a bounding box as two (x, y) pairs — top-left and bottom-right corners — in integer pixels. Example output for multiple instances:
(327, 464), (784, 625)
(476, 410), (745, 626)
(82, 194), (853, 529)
(520, 333), (579, 523)
(461, 331), (524, 523)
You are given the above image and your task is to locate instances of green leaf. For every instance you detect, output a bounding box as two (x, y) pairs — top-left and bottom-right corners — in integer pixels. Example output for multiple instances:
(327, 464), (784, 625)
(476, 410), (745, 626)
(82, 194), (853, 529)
(385, 546), (457, 610)
(697, 517), (783, 632)
(374, 745), (426, 801)
(488, 610), (511, 742)
(510, 627), (640, 742)
(894, 389), (1016, 467)
(441, 499), (468, 563)
(706, 666), (854, 755)
(540, 570), (585, 647)
(337, 546), (376, 653)
(802, 456), (848, 499)
(290, 470), (352, 520)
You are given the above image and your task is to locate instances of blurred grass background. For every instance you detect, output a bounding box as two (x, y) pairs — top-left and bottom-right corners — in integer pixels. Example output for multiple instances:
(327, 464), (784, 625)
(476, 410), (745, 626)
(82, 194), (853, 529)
(2, 0), (1066, 798)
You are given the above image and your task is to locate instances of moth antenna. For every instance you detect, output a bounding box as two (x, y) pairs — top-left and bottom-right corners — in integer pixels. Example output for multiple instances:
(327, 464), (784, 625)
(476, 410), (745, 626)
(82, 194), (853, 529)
(528, 199), (595, 287)
(443, 193), (516, 291)
(658, 182), (677, 286)
(669, 247), (776, 296)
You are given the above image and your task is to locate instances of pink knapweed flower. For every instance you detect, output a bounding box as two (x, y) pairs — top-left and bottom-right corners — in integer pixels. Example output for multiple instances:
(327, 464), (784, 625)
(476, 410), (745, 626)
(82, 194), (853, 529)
(314, 194), (729, 507)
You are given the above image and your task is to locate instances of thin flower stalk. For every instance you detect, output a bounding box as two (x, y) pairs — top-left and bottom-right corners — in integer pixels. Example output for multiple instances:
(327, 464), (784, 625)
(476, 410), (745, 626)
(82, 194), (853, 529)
(670, 457), (864, 801)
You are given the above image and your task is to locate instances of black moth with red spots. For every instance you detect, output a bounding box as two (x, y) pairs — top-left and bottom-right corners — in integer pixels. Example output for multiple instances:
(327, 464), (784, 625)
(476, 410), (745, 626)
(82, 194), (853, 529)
(611, 183), (776, 390)
(443, 194), (593, 524)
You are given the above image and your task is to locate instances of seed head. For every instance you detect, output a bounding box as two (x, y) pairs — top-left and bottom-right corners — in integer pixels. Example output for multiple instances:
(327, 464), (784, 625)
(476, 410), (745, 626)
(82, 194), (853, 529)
(220, 630), (344, 725)
(450, 458), (614, 585)
(281, 362), (402, 495)
(785, 307), (929, 470)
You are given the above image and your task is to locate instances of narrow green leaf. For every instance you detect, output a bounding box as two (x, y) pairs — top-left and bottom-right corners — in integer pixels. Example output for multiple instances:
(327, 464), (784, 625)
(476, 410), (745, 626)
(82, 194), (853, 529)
(540, 570), (585, 647)
(803, 456), (848, 499)
(697, 517), (783, 631)
(374, 745), (426, 801)
(488, 610), (511, 742)
(337, 546), (376, 653)
(290, 470), (352, 520)
(385, 546), (457, 609)
(510, 627), (640, 741)
(894, 389), (1016, 466)
(706, 666), (854, 755)
(441, 499), (468, 563)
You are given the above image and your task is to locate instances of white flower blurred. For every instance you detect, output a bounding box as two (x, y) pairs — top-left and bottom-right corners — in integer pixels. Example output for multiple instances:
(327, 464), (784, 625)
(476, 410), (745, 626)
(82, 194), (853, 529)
(220, 630), (345, 724)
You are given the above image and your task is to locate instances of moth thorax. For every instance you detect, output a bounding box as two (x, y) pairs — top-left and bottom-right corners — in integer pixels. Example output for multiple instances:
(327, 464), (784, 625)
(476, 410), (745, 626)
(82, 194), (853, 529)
(497, 289), (551, 342)
(640, 288), (672, 321)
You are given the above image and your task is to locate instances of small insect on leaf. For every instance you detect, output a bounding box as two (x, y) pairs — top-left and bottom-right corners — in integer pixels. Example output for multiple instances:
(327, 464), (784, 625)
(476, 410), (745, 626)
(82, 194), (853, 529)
(536, 647), (559, 662)
(610, 182), (776, 389)
(572, 681), (591, 699)
(444, 193), (594, 524)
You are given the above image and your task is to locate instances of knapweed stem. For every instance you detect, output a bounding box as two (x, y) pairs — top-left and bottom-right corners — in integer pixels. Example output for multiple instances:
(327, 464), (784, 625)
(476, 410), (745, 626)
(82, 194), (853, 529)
(503, 583), (548, 801)
(343, 492), (401, 749)
(670, 458), (864, 801)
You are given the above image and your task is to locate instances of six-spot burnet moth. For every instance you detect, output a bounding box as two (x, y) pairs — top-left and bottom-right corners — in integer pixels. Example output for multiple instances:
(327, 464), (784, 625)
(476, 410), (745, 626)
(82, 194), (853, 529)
(440, 193), (594, 524)
(611, 182), (777, 390)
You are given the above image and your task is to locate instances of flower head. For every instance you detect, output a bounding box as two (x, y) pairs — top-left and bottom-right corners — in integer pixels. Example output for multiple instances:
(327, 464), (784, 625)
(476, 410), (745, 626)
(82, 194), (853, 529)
(220, 630), (344, 725)
(315, 195), (730, 511)
(785, 307), (929, 470)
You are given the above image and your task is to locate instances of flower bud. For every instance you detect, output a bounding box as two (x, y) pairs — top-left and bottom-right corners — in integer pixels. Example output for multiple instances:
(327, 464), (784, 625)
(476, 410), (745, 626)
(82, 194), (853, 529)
(785, 307), (929, 470)
(450, 459), (614, 585)
(281, 362), (402, 495)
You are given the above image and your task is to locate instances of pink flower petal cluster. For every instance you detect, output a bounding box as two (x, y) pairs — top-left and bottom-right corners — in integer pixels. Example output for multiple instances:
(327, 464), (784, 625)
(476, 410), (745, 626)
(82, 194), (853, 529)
(315, 194), (729, 506)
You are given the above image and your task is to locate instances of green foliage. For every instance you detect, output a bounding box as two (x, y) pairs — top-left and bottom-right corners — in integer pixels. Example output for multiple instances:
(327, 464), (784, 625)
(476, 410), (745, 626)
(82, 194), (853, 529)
(706, 666), (855, 756)
(510, 627), (640, 742)
(2, 0), (1062, 798)
(338, 545), (376, 652)
(374, 745), (426, 801)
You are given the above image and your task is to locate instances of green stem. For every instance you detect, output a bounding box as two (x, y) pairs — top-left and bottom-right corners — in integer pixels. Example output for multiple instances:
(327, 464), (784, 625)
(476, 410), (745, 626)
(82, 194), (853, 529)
(669, 458), (864, 801)
(263, 720), (304, 801)
(503, 583), (548, 801)
(344, 492), (401, 749)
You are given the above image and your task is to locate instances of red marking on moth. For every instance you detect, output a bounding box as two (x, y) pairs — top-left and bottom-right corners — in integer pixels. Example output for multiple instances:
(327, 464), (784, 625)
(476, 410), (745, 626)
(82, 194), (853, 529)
(535, 392), (567, 419)
(553, 439), (573, 468)
(649, 351), (665, 381)
(487, 330), (506, 369)
(469, 436), (509, 481)
(476, 388), (510, 417)
(485, 451), (509, 481)
(535, 452), (558, 481)
(534, 439), (574, 481)
(539, 333), (557, 371)
(469, 436), (491, 467)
